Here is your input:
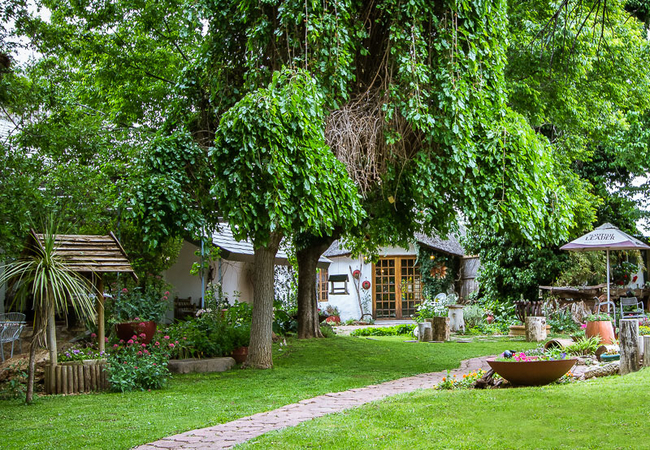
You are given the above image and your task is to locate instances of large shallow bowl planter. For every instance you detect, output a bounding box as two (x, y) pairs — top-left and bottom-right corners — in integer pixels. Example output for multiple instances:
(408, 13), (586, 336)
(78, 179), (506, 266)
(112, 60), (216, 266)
(585, 320), (615, 345)
(487, 358), (577, 386)
(115, 320), (157, 344)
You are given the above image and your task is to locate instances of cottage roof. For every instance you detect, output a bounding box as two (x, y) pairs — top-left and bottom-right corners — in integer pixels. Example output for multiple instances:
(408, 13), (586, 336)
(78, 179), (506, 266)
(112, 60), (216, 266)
(212, 225), (331, 268)
(323, 232), (465, 258)
(27, 230), (137, 280)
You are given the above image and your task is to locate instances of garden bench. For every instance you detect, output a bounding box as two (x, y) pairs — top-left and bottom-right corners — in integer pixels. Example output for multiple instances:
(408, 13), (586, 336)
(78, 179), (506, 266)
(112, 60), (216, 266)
(0, 313), (26, 362)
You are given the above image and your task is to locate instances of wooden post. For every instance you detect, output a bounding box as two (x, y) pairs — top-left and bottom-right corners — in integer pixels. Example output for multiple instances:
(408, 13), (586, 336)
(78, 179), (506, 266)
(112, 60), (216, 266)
(619, 319), (640, 375)
(644, 336), (650, 368)
(97, 275), (105, 354)
(525, 316), (547, 342)
(430, 317), (450, 342)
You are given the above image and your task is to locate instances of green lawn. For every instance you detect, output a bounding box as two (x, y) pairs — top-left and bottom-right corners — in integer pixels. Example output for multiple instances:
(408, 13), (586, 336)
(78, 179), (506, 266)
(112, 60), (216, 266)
(241, 364), (650, 449)
(0, 335), (531, 449)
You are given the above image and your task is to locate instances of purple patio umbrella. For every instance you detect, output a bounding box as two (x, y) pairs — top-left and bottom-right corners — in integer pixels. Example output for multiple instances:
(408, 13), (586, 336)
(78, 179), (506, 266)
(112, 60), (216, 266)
(560, 223), (650, 317)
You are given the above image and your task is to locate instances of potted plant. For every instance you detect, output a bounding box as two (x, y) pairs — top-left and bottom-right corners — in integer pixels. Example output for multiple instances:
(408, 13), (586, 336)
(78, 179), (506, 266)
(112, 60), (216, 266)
(584, 313), (615, 345)
(325, 305), (341, 324)
(230, 323), (251, 364)
(487, 348), (577, 386)
(111, 281), (171, 344)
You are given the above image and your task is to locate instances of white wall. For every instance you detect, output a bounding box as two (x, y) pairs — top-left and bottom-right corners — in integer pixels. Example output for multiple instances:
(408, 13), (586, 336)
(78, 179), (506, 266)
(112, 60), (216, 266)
(323, 245), (416, 321)
(164, 241), (256, 312)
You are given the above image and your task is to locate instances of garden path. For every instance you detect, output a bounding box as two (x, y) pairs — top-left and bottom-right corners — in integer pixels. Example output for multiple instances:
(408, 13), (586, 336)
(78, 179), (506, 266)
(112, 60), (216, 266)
(136, 355), (490, 450)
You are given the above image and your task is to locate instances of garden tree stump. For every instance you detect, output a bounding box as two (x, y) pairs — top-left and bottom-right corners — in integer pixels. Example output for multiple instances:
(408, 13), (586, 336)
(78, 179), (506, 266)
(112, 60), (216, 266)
(428, 317), (450, 342)
(417, 322), (432, 342)
(525, 316), (547, 342)
(619, 319), (640, 375)
(643, 336), (650, 367)
(447, 305), (465, 332)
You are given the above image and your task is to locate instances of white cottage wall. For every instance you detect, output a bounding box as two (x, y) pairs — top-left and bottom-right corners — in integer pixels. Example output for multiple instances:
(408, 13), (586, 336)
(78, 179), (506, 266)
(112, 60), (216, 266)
(323, 245), (417, 321)
(164, 241), (255, 311)
(164, 241), (203, 306)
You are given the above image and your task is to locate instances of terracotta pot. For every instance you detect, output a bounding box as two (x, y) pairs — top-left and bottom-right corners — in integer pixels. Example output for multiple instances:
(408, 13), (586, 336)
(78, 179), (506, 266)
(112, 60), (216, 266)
(325, 315), (341, 324)
(585, 320), (615, 345)
(231, 346), (248, 364)
(115, 321), (157, 344)
(487, 358), (577, 386)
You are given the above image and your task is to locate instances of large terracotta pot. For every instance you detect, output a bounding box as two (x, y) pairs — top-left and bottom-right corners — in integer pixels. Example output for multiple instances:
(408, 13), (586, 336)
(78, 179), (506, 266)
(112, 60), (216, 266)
(585, 320), (615, 345)
(487, 358), (577, 386)
(115, 321), (157, 344)
(231, 346), (248, 364)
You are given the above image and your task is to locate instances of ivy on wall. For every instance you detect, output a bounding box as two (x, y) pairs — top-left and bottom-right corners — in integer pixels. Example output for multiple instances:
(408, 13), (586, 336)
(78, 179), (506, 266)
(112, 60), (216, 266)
(416, 245), (459, 300)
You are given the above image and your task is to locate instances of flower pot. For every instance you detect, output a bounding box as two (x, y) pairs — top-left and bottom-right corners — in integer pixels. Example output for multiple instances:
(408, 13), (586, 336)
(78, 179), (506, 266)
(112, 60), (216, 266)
(115, 321), (157, 344)
(325, 315), (341, 324)
(585, 320), (615, 345)
(600, 353), (620, 362)
(487, 358), (577, 386)
(231, 346), (248, 364)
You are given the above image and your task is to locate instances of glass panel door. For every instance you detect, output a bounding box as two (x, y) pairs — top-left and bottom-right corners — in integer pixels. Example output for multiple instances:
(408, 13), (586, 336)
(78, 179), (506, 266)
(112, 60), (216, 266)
(400, 257), (421, 318)
(374, 259), (396, 318)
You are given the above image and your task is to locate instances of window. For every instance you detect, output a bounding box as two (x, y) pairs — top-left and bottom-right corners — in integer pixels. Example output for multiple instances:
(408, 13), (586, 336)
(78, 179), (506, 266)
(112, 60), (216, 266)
(316, 269), (328, 302)
(328, 274), (349, 295)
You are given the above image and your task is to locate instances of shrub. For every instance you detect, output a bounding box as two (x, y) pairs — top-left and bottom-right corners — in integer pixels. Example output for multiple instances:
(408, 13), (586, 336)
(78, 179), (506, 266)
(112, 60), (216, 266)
(320, 323), (336, 338)
(547, 308), (580, 334)
(462, 304), (486, 329)
(435, 369), (485, 390)
(564, 336), (602, 356)
(350, 324), (416, 337)
(107, 333), (172, 392)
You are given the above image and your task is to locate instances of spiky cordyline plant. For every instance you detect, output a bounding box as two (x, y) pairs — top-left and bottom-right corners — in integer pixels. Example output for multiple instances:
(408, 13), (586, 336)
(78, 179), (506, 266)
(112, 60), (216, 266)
(0, 227), (97, 402)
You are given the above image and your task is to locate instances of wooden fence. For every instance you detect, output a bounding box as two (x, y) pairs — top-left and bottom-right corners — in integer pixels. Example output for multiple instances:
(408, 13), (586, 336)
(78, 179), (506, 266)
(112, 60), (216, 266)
(44, 360), (109, 395)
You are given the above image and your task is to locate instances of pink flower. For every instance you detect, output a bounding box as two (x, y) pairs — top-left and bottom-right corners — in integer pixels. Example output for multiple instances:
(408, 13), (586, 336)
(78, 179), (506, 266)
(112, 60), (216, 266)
(138, 351), (143, 356)
(175, 340), (179, 344)
(164, 336), (170, 340)
(105, 337), (109, 343)
(134, 366), (138, 369)
(182, 337), (187, 340)
(141, 343), (147, 347)
(162, 296), (168, 301)
(113, 344), (119, 348)
(127, 339), (134, 344)
(122, 288), (128, 293)
(138, 322), (146, 327)
(134, 317), (140, 321)
(153, 363), (157, 366)
(139, 333), (147, 338)
(119, 339), (125, 344)
(581, 323), (587, 329)
(169, 343), (175, 348)
(164, 291), (170, 296)
(132, 335), (138, 340)
(144, 350), (150, 355)
(155, 341), (160, 346)
(90, 333), (97, 338)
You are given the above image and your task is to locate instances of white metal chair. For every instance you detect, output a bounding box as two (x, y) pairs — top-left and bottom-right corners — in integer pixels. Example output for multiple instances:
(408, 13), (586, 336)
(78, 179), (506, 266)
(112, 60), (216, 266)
(619, 297), (645, 320)
(594, 296), (616, 323)
(0, 321), (25, 362)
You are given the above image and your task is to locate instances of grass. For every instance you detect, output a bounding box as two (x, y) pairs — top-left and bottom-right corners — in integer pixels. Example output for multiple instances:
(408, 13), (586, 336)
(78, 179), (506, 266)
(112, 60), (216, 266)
(240, 365), (650, 449)
(0, 335), (532, 449)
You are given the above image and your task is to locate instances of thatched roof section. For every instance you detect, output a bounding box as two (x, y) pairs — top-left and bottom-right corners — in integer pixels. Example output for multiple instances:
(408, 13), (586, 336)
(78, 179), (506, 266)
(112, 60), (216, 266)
(28, 231), (137, 281)
(324, 232), (465, 259)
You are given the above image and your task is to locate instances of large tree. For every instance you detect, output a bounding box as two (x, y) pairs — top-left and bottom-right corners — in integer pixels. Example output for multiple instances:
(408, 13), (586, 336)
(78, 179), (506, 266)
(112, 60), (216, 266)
(4, 0), (599, 362)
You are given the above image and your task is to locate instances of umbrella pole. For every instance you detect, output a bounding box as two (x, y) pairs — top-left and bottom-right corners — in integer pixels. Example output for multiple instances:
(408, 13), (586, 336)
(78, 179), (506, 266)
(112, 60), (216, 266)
(606, 249), (616, 325)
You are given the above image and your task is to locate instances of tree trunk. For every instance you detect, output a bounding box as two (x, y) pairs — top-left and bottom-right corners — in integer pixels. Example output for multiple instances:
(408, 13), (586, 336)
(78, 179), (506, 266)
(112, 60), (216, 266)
(244, 232), (282, 369)
(26, 335), (37, 404)
(296, 235), (336, 339)
(47, 299), (57, 393)
(619, 319), (640, 375)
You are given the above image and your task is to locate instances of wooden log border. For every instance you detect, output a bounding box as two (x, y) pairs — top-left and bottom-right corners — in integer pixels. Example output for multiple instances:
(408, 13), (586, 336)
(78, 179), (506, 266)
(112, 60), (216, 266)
(45, 361), (109, 394)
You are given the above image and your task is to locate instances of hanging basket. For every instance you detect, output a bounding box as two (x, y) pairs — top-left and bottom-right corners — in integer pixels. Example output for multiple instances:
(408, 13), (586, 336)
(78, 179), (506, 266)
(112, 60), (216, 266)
(352, 269), (361, 279)
(362, 280), (371, 290)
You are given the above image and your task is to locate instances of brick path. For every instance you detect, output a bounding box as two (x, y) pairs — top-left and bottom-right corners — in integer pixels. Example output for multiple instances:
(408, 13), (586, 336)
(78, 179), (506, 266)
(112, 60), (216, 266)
(137, 356), (491, 450)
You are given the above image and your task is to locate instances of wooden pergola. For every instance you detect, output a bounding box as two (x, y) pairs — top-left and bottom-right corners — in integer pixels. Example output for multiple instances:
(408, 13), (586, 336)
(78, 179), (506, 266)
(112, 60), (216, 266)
(29, 230), (137, 353)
